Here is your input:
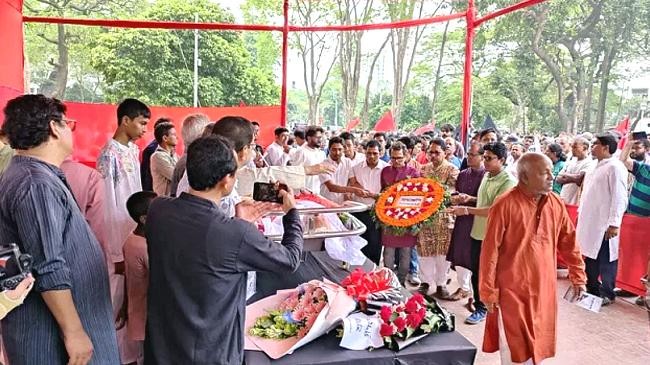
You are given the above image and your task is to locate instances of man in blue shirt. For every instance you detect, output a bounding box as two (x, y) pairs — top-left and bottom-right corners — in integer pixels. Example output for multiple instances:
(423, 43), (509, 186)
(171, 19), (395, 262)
(0, 94), (119, 365)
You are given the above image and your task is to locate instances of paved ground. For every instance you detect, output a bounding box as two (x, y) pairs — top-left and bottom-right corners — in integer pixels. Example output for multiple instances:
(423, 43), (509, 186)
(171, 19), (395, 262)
(420, 274), (650, 364)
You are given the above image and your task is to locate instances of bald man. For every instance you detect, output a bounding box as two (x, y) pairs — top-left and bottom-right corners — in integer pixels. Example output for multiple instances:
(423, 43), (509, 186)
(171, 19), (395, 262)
(556, 137), (595, 205)
(479, 153), (587, 365)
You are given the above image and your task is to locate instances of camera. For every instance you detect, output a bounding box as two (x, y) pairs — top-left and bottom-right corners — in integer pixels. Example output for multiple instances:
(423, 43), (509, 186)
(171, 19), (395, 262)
(0, 244), (33, 291)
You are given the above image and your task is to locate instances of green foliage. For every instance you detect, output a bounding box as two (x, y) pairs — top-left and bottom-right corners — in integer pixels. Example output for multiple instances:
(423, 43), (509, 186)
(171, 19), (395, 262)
(88, 0), (278, 106)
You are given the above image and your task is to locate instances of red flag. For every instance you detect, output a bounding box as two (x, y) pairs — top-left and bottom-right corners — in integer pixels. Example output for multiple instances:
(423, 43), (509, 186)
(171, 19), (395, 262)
(239, 100), (246, 107)
(414, 121), (436, 135)
(345, 118), (360, 131)
(373, 110), (395, 132)
(615, 115), (630, 148)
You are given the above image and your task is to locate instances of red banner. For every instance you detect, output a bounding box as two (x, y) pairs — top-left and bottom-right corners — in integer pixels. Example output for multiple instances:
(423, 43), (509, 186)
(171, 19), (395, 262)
(563, 204), (649, 296)
(63, 101), (281, 165)
(373, 110), (395, 132)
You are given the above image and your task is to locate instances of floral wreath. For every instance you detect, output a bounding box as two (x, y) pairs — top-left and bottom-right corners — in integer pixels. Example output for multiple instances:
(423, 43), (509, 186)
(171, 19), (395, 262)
(371, 177), (449, 236)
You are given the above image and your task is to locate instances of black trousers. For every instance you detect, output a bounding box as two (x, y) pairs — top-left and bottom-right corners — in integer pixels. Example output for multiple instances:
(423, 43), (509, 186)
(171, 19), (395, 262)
(470, 238), (486, 311)
(585, 238), (618, 300)
(353, 210), (382, 266)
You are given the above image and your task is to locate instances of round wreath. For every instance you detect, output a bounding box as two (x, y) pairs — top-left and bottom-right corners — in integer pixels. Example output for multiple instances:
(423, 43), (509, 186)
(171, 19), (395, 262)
(371, 177), (449, 236)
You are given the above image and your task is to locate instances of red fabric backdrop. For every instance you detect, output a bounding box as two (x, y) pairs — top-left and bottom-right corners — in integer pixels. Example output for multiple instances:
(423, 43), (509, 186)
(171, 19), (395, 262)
(64, 102), (281, 165)
(0, 0), (25, 111)
(563, 205), (649, 296)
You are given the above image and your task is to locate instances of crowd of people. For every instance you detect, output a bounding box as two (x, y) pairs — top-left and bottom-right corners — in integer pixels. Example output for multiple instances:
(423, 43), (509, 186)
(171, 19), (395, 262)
(0, 93), (648, 365)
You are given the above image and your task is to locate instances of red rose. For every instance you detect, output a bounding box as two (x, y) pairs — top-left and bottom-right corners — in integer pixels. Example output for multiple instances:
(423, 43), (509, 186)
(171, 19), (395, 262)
(410, 293), (425, 305)
(380, 306), (392, 322)
(395, 305), (405, 313)
(406, 312), (424, 328)
(380, 323), (396, 337)
(393, 316), (407, 332)
(405, 298), (420, 313)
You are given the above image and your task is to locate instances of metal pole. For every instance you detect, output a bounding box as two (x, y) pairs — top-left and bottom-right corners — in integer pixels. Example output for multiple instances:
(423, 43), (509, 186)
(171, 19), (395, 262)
(193, 13), (199, 107)
(280, 0), (289, 126)
(460, 0), (475, 147)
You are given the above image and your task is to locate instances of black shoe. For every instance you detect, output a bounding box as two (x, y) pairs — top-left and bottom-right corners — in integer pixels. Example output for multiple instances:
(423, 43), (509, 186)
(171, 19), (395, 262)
(614, 288), (636, 298)
(418, 283), (430, 295)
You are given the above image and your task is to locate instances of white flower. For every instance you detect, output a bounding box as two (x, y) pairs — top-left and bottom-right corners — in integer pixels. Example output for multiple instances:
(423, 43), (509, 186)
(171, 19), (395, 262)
(422, 187), (429, 192)
(405, 208), (411, 212)
(387, 196), (394, 203)
(406, 182), (413, 187)
(386, 210), (393, 216)
(396, 184), (403, 191)
(415, 182), (421, 186)
(410, 210), (417, 215)
(426, 197), (433, 202)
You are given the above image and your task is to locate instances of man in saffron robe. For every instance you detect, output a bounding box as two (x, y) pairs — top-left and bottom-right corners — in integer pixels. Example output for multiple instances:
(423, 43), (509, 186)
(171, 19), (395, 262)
(479, 153), (587, 365)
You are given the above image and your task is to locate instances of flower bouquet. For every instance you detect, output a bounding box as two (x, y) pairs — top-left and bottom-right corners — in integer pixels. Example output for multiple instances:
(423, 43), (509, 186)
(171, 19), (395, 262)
(371, 177), (450, 236)
(245, 279), (356, 359)
(340, 268), (403, 312)
(378, 293), (455, 351)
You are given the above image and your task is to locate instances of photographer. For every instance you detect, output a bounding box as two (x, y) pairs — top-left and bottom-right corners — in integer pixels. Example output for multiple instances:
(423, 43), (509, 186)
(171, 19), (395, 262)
(144, 136), (303, 364)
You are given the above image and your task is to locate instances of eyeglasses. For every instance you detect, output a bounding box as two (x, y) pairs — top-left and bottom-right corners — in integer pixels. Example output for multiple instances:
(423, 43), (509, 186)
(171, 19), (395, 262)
(61, 118), (76, 132)
(483, 155), (498, 162)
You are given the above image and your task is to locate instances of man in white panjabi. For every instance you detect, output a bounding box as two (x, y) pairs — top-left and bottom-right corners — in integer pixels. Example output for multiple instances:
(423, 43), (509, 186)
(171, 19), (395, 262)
(576, 133), (628, 306)
(291, 126), (326, 192)
(556, 137), (594, 205)
(96, 98), (150, 363)
(318, 136), (369, 205)
(264, 127), (291, 166)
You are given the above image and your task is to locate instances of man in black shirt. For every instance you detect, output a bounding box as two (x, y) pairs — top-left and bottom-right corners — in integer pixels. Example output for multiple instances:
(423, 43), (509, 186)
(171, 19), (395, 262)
(144, 136), (303, 365)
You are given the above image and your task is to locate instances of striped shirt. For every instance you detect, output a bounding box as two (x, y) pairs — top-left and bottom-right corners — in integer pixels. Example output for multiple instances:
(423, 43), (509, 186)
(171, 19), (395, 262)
(628, 161), (650, 217)
(0, 155), (119, 364)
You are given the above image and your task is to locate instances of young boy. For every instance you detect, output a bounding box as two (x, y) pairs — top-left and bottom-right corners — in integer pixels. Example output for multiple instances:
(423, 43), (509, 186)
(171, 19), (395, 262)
(119, 191), (157, 364)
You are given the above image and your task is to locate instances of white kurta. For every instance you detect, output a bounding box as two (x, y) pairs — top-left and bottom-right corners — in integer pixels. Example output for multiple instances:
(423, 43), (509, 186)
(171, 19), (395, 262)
(350, 159), (387, 207)
(264, 142), (290, 166)
(319, 156), (353, 204)
(559, 157), (595, 205)
(96, 138), (142, 363)
(290, 145), (326, 192)
(576, 157), (628, 261)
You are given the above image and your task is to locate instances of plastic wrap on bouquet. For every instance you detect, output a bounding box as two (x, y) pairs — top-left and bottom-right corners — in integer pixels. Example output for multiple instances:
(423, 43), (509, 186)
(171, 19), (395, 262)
(244, 279), (356, 359)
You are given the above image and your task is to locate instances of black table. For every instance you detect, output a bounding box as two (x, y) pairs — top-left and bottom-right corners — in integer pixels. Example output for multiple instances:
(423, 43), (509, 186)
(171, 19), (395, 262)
(245, 251), (477, 365)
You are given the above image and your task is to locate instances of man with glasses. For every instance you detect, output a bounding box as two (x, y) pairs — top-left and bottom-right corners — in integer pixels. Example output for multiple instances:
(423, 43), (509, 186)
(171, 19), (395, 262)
(380, 142), (421, 285)
(0, 94), (119, 365)
(576, 133), (628, 306)
(449, 142), (516, 324)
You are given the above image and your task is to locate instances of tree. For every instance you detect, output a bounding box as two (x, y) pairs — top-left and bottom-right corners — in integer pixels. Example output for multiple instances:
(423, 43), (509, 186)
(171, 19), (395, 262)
(334, 0), (377, 123)
(291, 0), (339, 125)
(385, 0), (426, 126)
(90, 0), (279, 106)
(23, 0), (139, 99)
